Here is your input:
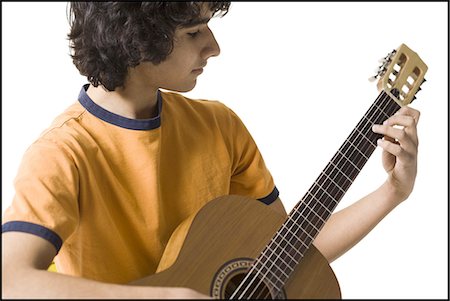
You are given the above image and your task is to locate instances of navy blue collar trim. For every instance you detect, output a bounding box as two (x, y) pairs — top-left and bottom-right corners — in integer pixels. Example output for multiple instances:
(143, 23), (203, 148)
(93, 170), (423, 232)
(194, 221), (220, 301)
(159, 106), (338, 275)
(78, 84), (162, 130)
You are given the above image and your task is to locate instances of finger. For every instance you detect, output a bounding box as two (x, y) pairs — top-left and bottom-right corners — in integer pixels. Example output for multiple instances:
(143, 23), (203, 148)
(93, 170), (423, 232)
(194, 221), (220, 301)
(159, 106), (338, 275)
(377, 138), (415, 165)
(383, 114), (416, 128)
(383, 134), (397, 144)
(382, 115), (418, 146)
(394, 106), (421, 125)
(377, 138), (404, 158)
(372, 124), (417, 150)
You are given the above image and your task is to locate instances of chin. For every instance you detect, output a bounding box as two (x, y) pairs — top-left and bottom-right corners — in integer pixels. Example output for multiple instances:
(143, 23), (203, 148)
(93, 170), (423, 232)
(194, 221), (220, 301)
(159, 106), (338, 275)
(162, 81), (197, 93)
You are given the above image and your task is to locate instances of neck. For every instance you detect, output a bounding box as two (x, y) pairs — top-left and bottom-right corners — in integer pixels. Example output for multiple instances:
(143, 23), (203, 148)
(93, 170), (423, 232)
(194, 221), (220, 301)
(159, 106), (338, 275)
(86, 81), (159, 120)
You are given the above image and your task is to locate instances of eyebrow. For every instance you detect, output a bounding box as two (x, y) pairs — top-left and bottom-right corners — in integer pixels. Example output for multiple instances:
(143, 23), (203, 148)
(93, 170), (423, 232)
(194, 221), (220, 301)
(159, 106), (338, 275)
(180, 16), (212, 28)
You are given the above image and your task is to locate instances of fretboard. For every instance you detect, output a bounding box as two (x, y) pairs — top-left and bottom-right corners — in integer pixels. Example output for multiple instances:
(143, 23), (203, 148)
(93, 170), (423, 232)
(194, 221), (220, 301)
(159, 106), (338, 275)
(238, 91), (401, 297)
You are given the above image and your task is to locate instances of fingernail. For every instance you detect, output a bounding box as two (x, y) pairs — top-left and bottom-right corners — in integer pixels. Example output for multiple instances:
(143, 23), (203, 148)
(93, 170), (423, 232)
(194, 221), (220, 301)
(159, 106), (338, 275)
(383, 120), (388, 125)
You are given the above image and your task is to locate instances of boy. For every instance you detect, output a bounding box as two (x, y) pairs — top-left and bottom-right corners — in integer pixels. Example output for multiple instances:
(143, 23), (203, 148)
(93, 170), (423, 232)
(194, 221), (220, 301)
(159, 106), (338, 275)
(2, 2), (420, 299)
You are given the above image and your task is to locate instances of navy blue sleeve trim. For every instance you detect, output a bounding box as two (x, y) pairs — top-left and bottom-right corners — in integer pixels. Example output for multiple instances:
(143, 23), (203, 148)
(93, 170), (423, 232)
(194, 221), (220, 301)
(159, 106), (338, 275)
(2, 221), (63, 254)
(257, 186), (280, 205)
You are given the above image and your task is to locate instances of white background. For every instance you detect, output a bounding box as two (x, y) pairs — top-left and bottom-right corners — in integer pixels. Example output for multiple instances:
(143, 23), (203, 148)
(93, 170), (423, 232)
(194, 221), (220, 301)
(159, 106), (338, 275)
(2, 2), (448, 299)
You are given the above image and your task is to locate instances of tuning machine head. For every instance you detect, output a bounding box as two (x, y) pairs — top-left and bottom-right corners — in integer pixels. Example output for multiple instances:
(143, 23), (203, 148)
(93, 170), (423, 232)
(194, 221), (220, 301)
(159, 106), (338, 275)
(369, 49), (397, 82)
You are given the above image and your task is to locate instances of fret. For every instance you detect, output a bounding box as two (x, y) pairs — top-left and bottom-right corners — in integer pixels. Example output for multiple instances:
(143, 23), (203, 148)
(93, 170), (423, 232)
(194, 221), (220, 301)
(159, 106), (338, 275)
(372, 101), (391, 120)
(312, 176), (342, 205)
(279, 223), (310, 250)
(290, 209), (323, 239)
(345, 130), (375, 155)
(253, 264), (285, 289)
(273, 234), (303, 259)
(292, 202), (326, 232)
(289, 207), (321, 237)
(294, 202), (327, 231)
(306, 180), (339, 209)
(304, 191), (333, 215)
(302, 190), (333, 217)
(320, 170), (346, 194)
(270, 230), (307, 255)
(269, 235), (300, 264)
(298, 211), (321, 234)
(333, 150), (364, 182)
(307, 202), (328, 224)
(328, 160), (354, 184)
(290, 201), (309, 221)
(340, 139), (369, 163)
(338, 137), (373, 168)
(263, 238), (297, 267)
(294, 226), (315, 241)
(319, 167), (352, 197)
(329, 152), (359, 183)
(353, 126), (377, 148)
(256, 252), (290, 279)
(329, 158), (359, 184)
(315, 169), (347, 201)
(362, 109), (388, 131)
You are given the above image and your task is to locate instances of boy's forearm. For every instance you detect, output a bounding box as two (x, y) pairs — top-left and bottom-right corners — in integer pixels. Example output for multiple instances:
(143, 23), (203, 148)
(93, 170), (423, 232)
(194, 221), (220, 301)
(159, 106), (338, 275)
(313, 181), (400, 263)
(2, 267), (207, 299)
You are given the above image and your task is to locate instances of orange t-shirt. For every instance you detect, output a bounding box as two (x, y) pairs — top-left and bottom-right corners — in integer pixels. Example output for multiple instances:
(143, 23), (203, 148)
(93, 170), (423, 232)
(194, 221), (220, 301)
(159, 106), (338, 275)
(2, 84), (278, 283)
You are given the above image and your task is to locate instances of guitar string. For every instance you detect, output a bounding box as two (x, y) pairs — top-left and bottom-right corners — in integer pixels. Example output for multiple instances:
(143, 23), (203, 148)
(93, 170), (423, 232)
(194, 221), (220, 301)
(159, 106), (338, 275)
(250, 92), (399, 298)
(230, 92), (394, 299)
(230, 91), (399, 299)
(248, 92), (398, 300)
(230, 92), (393, 299)
(250, 92), (401, 300)
(246, 91), (398, 300)
(252, 94), (400, 300)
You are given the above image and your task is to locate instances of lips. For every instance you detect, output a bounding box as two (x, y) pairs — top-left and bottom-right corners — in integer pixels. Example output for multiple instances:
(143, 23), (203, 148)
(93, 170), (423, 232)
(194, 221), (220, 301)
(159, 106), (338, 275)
(192, 63), (207, 73)
(192, 68), (204, 75)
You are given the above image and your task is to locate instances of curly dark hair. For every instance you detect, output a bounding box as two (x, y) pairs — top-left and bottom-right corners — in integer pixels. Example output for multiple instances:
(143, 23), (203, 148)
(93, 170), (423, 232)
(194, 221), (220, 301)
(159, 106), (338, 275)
(67, 2), (231, 91)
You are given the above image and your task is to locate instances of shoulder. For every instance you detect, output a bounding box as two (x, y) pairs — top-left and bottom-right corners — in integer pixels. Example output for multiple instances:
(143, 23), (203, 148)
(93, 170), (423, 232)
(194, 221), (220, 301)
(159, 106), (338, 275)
(27, 102), (91, 159)
(160, 90), (242, 127)
(161, 90), (232, 115)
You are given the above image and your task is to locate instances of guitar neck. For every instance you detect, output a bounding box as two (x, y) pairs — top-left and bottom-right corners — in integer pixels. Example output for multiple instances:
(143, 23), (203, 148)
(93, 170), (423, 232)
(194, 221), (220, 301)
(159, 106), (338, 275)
(252, 90), (401, 291)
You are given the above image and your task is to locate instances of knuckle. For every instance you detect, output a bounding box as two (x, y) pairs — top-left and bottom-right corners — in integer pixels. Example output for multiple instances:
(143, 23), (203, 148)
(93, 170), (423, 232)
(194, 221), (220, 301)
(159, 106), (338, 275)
(393, 144), (403, 155)
(405, 116), (415, 127)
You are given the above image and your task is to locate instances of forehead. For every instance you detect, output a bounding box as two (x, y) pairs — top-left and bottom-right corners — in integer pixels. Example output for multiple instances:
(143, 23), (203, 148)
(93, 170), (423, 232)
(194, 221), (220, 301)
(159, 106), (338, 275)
(179, 4), (216, 28)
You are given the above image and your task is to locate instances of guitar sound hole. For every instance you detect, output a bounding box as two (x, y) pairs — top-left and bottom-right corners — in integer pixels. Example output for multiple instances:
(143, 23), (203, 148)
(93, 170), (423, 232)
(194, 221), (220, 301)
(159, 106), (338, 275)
(224, 272), (279, 300)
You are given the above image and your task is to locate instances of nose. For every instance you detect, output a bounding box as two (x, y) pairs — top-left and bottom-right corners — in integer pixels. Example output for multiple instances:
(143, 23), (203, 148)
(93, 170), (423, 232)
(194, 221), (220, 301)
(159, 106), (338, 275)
(202, 27), (220, 60)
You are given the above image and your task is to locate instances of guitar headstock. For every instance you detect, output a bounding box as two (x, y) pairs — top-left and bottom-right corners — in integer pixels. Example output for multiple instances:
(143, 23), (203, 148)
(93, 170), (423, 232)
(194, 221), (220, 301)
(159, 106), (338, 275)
(369, 43), (428, 106)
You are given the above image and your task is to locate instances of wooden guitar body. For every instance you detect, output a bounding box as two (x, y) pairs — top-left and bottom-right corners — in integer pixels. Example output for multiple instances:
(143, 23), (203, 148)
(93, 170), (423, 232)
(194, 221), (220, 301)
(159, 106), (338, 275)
(130, 195), (341, 299)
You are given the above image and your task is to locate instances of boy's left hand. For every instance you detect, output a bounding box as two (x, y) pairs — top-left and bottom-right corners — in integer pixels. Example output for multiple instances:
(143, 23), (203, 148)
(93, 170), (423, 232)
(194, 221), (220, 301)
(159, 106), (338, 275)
(372, 106), (420, 205)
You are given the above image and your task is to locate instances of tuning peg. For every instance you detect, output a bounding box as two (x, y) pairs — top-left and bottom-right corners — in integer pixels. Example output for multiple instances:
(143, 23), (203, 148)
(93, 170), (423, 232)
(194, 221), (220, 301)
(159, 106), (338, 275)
(368, 75), (378, 82)
(422, 78), (427, 84)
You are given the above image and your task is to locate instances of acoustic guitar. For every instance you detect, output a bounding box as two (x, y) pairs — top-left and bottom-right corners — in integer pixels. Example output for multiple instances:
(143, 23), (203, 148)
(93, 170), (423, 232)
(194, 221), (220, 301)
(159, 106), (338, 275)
(130, 43), (428, 299)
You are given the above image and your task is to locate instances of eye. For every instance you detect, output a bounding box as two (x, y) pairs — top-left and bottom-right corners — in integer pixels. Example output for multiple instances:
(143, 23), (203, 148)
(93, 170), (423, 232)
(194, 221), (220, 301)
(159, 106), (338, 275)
(187, 30), (200, 38)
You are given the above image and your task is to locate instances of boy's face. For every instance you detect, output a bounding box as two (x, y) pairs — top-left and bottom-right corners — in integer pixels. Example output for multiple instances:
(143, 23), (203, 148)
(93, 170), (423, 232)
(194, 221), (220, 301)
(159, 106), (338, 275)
(134, 9), (220, 93)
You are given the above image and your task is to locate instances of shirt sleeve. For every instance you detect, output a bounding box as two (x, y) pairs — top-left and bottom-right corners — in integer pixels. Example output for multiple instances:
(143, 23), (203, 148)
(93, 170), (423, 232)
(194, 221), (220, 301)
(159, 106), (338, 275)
(226, 108), (279, 205)
(2, 137), (80, 254)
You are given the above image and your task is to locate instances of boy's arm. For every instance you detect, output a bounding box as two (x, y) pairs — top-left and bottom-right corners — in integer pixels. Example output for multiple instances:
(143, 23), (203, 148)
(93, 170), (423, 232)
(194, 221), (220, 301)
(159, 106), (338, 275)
(312, 182), (402, 263)
(2, 232), (209, 299)
(313, 106), (419, 263)
(270, 106), (420, 264)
